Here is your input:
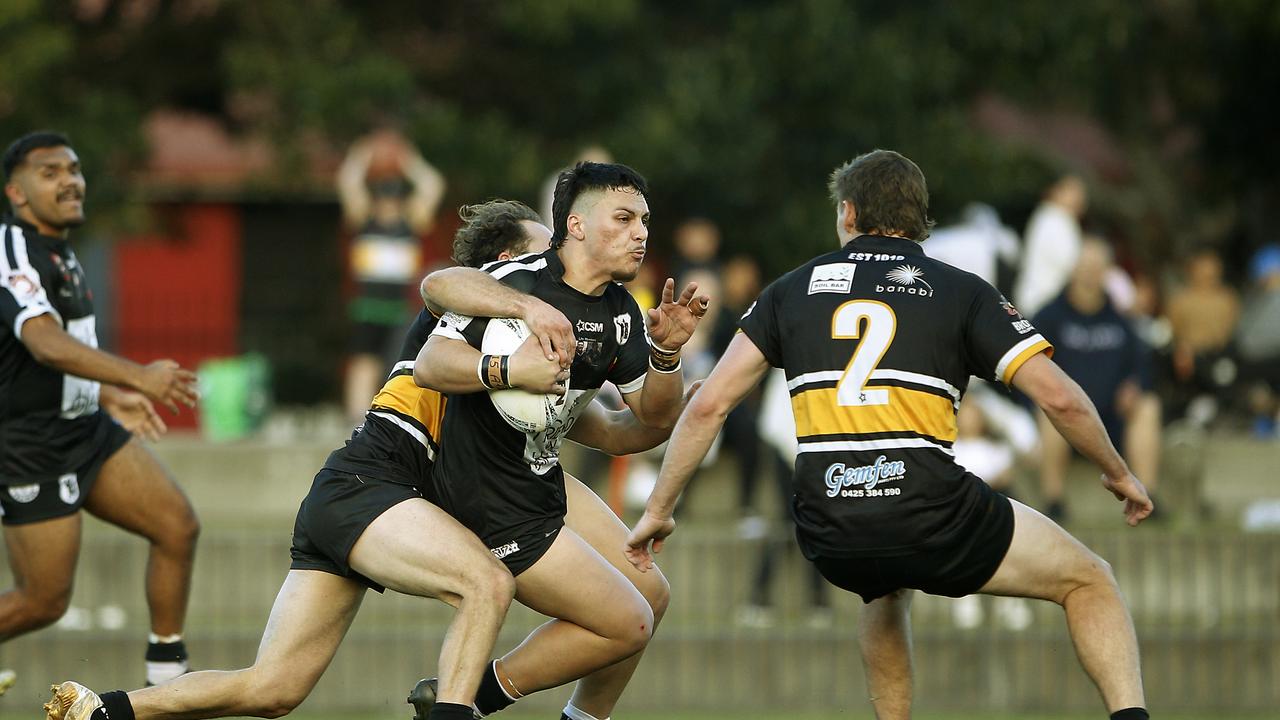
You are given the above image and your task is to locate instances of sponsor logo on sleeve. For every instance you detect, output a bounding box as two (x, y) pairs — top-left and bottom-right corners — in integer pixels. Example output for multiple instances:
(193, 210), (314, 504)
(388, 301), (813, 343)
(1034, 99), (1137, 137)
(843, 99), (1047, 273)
(808, 263), (857, 295)
(5, 272), (40, 302)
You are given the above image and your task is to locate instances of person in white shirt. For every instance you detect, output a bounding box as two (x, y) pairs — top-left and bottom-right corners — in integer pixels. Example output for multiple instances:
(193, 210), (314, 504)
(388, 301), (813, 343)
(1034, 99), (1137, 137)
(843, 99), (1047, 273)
(1014, 175), (1087, 318)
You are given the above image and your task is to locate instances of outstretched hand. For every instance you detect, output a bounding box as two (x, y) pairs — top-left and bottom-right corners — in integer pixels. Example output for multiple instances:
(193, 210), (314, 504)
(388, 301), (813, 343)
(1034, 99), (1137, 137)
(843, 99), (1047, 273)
(646, 278), (710, 351)
(624, 511), (677, 572)
(103, 389), (168, 442)
(1101, 472), (1154, 527)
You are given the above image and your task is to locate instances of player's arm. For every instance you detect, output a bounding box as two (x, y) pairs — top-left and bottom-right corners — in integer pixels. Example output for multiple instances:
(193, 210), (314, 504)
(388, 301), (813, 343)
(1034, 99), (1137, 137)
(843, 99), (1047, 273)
(1011, 353), (1152, 526)
(20, 314), (197, 414)
(335, 140), (373, 228)
(620, 278), (711, 429)
(568, 380), (703, 455)
(401, 149), (447, 235)
(420, 267), (575, 365)
(625, 334), (770, 571)
(414, 330), (567, 395)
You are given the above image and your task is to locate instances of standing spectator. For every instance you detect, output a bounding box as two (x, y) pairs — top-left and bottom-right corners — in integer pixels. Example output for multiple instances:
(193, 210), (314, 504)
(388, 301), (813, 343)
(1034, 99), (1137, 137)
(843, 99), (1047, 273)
(1164, 247), (1241, 424)
(1033, 237), (1162, 521)
(337, 130), (445, 422)
(1235, 244), (1280, 436)
(1014, 175), (1088, 318)
(924, 203), (1020, 287)
(670, 218), (723, 376)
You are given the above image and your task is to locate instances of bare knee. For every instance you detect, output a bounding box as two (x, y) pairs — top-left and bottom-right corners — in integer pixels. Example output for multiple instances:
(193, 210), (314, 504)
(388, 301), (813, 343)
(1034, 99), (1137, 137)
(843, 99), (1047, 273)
(10, 585), (73, 632)
(244, 668), (310, 718)
(150, 499), (201, 556)
(637, 569), (671, 625)
(1058, 552), (1119, 606)
(611, 600), (655, 659)
(462, 557), (517, 611)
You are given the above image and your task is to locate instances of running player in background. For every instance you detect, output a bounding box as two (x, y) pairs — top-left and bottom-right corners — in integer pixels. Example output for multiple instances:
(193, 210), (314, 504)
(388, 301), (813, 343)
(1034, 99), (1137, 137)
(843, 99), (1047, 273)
(414, 163), (707, 720)
(627, 150), (1153, 720)
(45, 199), (684, 720)
(1, 131), (200, 692)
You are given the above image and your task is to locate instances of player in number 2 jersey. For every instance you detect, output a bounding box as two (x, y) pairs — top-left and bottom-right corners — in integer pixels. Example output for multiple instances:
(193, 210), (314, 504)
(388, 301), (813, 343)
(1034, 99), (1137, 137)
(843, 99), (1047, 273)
(627, 150), (1153, 720)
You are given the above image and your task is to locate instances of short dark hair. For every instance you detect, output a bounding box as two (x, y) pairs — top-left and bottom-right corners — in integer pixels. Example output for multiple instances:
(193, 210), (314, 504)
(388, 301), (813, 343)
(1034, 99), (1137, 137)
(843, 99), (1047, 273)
(550, 161), (648, 248)
(3, 131), (72, 182)
(452, 200), (542, 268)
(828, 149), (934, 242)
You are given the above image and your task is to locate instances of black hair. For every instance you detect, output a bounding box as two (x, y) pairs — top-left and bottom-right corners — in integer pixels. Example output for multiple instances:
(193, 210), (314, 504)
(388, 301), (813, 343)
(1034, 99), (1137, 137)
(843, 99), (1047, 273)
(452, 200), (543, 268)
(3, 131), (72, 182)
(549, 161), (648, 248)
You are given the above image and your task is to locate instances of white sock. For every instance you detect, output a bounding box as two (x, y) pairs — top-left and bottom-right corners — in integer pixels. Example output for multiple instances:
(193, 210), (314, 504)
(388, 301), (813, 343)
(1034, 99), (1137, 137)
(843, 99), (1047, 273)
(563, 702), (607, 720)
(146, 659), (189, 685)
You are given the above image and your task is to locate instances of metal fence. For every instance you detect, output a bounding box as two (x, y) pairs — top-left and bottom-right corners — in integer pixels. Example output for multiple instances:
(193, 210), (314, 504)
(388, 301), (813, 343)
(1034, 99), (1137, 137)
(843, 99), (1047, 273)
(2, 523), (1277, 715)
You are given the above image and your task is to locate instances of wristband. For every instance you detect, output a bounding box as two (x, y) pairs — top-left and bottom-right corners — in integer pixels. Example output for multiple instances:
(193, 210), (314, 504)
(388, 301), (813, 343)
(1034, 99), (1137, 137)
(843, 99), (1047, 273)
(649, 354), (682, 374)
(478, 354), (508, 390)
(648, 338), (681, 358)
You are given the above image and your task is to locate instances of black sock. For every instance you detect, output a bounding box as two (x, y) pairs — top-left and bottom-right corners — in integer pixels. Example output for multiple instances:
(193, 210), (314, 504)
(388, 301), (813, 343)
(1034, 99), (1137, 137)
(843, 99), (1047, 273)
(1110, 708), (1149, 720)
(473, 661), (515, 716)
(90, 691), (135, 720)
(428, 702), (475, 720)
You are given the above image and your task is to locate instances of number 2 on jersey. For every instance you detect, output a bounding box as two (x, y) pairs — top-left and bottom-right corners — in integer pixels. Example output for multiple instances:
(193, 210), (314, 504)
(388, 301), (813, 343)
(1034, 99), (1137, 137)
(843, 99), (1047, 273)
(831, 300), (896, 407)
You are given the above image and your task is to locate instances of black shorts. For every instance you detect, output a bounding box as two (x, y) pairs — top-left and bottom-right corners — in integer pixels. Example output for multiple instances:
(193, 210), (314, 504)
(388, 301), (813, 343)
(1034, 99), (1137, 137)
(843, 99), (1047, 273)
(810, 490), (1015, 603)
(486, 521), (562, 577)
(0, 413), (131, 526)
(289, 467), (424, 592)
(348, 319), (402, 357)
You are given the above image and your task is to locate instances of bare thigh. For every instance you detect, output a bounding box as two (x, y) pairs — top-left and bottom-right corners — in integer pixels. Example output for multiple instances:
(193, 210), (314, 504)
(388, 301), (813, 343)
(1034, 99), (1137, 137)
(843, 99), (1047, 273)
(563, 474), (669, 606)
(515, 528), (652, 637)
(978, 499), (1112, 604)
(84, 439), (197, 540)
(347, 498), (511, 604)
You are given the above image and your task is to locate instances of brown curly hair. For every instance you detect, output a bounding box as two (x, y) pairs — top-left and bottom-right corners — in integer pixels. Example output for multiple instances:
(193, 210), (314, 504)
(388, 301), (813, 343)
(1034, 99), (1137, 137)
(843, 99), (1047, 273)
(452, 200), (543, 268)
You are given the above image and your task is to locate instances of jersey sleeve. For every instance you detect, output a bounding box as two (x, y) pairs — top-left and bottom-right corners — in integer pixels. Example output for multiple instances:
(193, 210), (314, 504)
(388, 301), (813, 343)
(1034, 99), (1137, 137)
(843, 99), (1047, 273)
(608, 294), (650, 395)
(736, 274), (786, 367)
(1, 226), (61, 339)
(430, 311), (487, 350)
(963, 280), (1053, 385)
(429, 253), (548, 349)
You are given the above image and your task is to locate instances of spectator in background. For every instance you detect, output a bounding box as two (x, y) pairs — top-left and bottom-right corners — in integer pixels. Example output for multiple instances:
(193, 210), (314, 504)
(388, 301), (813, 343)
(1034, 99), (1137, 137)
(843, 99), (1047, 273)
(923, 203), (1020, 288)
(337, 130), (445, 423)
(1235, 244), (1280, 437)
(671, 218), (723, 377)
(1014, 174), (1088, 318)
(1164, 247), (1240, 425)
(1033, 237), (1161, 522)
(710, 256), (767, 532)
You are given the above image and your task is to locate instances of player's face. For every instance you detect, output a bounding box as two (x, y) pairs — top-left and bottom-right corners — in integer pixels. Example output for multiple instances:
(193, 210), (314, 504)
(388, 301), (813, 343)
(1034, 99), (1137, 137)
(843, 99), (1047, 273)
(581, 188), (650, 282)
(6, 146), (86, 236)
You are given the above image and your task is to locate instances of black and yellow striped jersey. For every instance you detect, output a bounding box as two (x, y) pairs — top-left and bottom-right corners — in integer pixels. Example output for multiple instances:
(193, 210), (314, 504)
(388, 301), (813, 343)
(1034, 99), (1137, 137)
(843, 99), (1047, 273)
(323, 309), (444, 491)
(738, 235), (1052, 558)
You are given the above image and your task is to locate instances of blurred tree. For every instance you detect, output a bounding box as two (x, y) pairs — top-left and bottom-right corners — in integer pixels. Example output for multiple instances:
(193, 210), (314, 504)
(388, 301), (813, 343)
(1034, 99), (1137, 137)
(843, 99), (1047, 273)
(0, 0), (1274, 275)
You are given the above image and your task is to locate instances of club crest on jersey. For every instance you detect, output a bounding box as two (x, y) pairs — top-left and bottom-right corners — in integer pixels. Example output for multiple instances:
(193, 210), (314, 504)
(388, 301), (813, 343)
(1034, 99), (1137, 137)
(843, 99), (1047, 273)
(876, 264), (934, 297)
(808, 263), (856, 295)
(613, 313), (631, 344)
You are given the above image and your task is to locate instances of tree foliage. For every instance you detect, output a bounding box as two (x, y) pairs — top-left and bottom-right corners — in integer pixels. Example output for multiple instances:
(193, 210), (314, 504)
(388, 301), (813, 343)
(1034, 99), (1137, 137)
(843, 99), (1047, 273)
(1, 0), (1274, 274)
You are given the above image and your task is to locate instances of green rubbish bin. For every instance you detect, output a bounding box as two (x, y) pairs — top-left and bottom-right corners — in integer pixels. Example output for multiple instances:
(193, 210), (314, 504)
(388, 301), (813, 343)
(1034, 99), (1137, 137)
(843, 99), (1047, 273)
(197, 353), (271, 442)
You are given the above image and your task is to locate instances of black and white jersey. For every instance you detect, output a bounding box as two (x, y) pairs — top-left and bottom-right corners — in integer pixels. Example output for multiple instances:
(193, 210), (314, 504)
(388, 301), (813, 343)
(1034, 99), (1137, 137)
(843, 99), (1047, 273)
(429, 249), (650, 544)
(324, 309), (444, 489)
(1, 219), (107, 484)
(738, 235), (1052, 559)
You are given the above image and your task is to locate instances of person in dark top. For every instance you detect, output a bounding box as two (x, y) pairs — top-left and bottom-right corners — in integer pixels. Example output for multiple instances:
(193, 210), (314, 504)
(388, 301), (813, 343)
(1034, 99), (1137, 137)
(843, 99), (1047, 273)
(45, 200), (680, 720)
(415, 163), (709, 720)
(337, 130), (446, 422)
(0, 131), (200, 690)
(1032, 237), (1162, 522)
(627, 150), (1154, 720)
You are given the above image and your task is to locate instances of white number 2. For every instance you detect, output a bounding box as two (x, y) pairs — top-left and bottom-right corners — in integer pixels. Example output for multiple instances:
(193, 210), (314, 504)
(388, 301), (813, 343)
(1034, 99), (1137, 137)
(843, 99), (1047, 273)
(832, 300), (896, 407)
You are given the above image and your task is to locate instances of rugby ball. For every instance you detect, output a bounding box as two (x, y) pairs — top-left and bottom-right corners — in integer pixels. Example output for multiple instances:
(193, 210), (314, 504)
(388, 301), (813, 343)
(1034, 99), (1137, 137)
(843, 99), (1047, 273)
(482, 317), (567, 433)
